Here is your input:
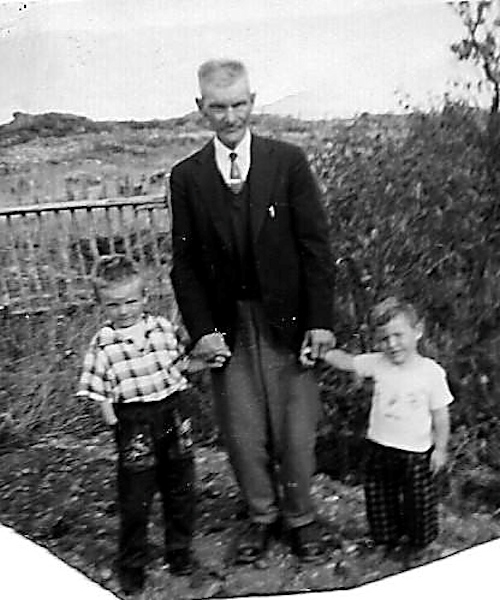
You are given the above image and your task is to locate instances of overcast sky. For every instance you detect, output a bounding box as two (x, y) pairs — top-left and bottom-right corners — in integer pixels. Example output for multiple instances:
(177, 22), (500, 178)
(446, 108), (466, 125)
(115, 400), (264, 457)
(0, 0), (489, 124)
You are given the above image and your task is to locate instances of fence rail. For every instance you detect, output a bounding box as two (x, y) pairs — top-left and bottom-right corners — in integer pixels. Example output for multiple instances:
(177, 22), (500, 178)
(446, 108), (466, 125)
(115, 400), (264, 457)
(0, 194), (173, 315)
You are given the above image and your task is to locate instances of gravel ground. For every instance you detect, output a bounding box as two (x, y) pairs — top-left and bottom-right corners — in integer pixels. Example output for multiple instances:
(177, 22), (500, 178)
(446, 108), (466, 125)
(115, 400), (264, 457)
(1, 432), (500, 599)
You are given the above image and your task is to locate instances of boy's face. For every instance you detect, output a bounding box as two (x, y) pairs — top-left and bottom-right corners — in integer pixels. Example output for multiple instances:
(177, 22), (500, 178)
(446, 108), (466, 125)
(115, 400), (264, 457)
(376, 313), (422, 365)
(99, 277), (146, 328)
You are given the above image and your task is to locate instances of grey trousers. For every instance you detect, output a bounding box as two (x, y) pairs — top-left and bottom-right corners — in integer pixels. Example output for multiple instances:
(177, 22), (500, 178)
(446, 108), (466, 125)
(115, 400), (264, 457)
(211, 301), (320, 528)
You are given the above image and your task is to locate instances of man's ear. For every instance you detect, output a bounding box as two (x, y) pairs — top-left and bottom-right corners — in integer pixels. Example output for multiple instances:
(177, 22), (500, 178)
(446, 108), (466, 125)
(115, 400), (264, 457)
(250, 92), (256, 107)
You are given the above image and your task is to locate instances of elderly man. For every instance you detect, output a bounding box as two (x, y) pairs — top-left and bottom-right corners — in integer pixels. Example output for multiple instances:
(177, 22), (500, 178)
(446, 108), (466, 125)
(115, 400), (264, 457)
(170, 59), (334, 563)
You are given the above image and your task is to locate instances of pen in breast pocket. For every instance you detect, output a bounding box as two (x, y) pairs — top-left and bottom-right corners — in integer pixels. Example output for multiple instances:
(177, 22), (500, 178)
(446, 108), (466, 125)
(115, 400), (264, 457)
(268, 205), (276, 219)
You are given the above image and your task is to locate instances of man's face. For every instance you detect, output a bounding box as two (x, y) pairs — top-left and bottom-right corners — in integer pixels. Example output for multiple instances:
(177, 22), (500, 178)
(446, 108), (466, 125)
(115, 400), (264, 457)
(197, 76), (255, 149)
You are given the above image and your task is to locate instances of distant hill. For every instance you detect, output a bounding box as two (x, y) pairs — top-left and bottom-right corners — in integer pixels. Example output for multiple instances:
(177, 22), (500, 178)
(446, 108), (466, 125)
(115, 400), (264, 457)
(259, 92), (345, 120)
(0, 112), (106, 146)
(0, 110), (312, 147)
(0, 109), (411, 150)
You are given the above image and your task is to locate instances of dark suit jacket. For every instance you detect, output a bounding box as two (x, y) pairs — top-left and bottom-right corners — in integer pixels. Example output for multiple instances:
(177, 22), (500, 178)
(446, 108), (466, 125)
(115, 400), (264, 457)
(170, 134), (333, 351)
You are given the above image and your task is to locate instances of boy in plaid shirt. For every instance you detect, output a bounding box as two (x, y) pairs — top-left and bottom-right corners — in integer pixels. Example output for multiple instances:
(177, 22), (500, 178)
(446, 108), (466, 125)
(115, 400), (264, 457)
(77, 254), (201, 595)
(301, 296), (453, 553)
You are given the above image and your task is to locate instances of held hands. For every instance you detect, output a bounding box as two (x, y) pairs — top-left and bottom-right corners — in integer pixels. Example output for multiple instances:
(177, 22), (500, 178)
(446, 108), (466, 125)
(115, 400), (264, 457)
(300, 328), (336, 367)
(193, 332), (231, 369)
(174, 355), (208, 374)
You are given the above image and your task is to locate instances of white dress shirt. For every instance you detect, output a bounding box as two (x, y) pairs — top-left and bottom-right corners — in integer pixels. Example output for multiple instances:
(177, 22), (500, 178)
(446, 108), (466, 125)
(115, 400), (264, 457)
(213, 129), (251, 185)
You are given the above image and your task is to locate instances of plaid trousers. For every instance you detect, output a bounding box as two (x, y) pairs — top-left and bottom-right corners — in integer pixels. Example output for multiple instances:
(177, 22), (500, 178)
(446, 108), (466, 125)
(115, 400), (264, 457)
(364, 440), (438, 548)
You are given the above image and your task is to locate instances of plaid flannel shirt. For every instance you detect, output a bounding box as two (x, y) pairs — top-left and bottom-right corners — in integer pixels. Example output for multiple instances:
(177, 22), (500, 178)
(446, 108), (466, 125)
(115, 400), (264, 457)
(77, 315), (189, 404)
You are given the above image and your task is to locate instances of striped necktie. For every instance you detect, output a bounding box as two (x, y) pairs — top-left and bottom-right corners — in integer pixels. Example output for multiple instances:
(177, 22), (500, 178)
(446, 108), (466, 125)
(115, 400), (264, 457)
(229, 152), (243, 194)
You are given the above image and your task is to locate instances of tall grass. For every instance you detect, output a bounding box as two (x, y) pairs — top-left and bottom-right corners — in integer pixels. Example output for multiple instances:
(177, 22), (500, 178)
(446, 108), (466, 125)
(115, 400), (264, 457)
(0, 291), (217, 447)
(1, 306), (103, 443)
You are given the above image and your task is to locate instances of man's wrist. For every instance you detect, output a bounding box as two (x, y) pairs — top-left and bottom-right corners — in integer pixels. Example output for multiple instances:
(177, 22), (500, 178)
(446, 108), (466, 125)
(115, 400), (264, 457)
(199, 329), (224, 341)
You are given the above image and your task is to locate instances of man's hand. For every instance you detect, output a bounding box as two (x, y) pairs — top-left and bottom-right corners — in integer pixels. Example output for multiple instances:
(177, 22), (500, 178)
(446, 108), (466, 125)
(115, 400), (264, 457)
(193, 332), (231, 368)
(300, 328), (336, 366)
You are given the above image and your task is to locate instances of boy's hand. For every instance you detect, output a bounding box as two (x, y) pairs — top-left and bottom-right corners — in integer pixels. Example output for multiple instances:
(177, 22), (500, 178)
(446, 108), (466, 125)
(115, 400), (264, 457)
(430, 447), (447, 474)
(104, 415), (118, 427)
(101, 400), (118, 427)
(180, 356), (209, 374)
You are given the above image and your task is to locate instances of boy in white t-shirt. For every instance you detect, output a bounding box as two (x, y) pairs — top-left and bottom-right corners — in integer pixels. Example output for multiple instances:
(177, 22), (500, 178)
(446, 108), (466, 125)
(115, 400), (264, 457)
(301, 296), (453, 550)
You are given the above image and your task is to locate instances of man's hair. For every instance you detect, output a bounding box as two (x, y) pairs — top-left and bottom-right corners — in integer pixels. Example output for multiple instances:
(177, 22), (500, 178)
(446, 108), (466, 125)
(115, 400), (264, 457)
(370, 296), (420, 329)
(91, 254), (142, 299)
(198, 59), (248, 93)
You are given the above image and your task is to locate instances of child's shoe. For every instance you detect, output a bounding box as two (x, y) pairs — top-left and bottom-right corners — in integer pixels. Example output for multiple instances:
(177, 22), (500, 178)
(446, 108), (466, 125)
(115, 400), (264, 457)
(118, 566), (145, 595)
(165, 549), (199, 576)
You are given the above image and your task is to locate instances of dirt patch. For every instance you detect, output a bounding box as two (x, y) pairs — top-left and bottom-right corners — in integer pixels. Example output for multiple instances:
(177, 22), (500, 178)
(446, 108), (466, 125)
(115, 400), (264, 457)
(1, 432), (500, 599)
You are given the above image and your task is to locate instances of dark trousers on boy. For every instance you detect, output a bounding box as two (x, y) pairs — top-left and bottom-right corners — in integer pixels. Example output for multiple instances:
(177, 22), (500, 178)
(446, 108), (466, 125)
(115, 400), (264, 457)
(364, 441), (438, 548)
(114, 397), (195, 580)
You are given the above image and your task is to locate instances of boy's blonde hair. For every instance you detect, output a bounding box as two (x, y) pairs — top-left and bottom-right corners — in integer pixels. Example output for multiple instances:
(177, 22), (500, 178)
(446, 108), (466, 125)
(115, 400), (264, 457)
(370, 296), (420, 329)
(91, 254), (143, 300)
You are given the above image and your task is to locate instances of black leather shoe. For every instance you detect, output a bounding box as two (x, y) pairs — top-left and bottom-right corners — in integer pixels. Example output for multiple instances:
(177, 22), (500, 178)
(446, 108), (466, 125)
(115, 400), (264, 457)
(235, 522), (275, 564)
(118, 566), (145, 595)
(165, 549), (199, 576)
(290, 522), (324, 562)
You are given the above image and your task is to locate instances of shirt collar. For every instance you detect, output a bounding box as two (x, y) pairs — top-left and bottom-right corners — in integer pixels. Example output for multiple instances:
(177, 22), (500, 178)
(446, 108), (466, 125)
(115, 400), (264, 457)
(213, 129), (251, 163)
(99, 314), (154, 345)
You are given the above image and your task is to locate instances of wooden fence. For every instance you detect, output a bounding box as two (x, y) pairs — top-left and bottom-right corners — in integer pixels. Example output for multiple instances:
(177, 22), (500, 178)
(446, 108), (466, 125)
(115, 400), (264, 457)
(0, 195), (173, 315)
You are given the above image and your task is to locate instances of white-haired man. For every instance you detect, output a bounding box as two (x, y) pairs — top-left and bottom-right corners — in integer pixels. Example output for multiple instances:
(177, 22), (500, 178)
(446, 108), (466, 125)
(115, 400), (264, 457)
(170, 59), (335, 563)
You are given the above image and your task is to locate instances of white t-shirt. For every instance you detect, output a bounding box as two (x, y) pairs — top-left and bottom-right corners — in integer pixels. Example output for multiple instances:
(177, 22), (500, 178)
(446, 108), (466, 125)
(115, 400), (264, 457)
(353, 353), (454, 452)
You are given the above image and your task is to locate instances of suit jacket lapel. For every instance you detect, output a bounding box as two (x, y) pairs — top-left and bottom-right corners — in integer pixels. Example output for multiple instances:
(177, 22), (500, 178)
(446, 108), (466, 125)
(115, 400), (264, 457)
(194, 142), (233, 249)
(249, 136), (276, 245)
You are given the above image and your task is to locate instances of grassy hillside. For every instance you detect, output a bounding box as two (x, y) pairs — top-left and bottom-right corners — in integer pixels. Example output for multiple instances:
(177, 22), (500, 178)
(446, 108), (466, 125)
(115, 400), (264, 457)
(0, 110), (408, 205)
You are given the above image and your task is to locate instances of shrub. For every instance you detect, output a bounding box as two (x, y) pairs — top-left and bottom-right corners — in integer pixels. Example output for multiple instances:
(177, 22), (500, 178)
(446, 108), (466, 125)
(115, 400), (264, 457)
(311, 100), (500, 479)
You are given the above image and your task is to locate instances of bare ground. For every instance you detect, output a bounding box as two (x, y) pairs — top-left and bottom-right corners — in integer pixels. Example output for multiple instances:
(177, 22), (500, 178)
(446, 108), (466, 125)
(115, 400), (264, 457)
(1, 431), (500, 599)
